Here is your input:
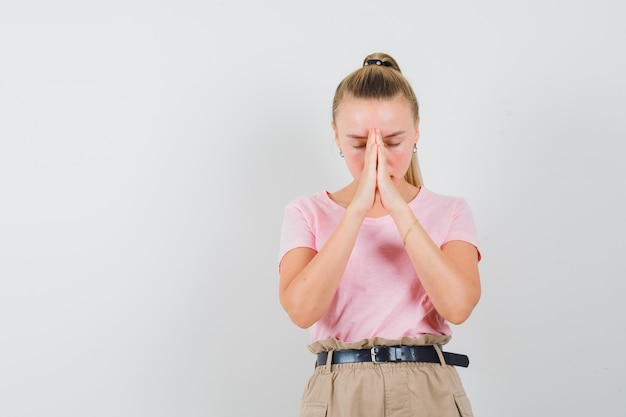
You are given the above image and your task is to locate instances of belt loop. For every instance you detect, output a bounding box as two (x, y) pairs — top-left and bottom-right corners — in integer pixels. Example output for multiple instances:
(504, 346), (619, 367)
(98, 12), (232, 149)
(324, 350), (334, 374)
(433, 344), (447, 367)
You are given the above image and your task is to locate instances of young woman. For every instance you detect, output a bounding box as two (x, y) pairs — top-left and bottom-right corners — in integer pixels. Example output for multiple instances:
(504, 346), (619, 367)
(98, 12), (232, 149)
(278, 52), (481, 417)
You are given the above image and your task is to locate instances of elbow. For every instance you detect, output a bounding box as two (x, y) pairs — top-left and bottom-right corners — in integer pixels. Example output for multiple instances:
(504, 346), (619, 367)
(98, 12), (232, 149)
(444, 304), (475, 325)
(443, 292), (481, 325)
(280, 295), (319, 329)
(446, 310), (472, 325)
(289, 313), (315, 329)
(286, 305), (320, 329)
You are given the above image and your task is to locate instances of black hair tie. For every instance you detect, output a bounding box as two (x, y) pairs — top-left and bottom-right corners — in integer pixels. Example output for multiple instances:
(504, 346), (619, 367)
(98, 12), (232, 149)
(365, 59), (391, 67)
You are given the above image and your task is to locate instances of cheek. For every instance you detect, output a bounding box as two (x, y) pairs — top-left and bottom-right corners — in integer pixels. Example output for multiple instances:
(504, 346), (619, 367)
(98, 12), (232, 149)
(385, 147), (412, 170)
(344, 152), (366, 175)
(385, 148), (403, 164)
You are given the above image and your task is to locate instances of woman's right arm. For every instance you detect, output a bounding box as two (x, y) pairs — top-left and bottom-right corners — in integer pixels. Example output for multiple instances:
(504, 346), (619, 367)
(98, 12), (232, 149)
(280, 129), (378, 328)
(278, 207), (364, 329)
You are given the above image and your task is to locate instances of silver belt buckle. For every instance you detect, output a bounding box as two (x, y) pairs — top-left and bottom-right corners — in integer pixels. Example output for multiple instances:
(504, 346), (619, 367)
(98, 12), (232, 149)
(370, 347), (380, 363)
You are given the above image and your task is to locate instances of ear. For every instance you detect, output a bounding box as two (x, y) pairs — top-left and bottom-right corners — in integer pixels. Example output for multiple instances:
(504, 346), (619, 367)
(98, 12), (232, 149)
(414, 118), (420, 145)
(332, 122), (340, 148)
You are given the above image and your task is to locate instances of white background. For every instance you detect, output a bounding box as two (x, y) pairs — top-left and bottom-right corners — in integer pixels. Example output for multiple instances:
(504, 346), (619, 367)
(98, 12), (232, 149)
(1, 1), (625, 416)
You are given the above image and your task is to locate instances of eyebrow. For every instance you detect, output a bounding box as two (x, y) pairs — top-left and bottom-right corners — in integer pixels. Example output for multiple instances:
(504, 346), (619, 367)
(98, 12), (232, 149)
(346, 131), (406, 139)
(384, 131), (406, 138)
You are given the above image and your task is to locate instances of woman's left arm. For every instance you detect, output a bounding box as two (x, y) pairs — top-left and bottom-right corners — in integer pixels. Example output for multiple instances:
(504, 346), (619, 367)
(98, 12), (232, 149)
(375, 133), (480, 324)
(396, 209), (481, 325)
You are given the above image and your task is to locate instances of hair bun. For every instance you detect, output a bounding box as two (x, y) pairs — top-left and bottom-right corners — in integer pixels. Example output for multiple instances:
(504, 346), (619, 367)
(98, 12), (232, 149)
(362, 52), (402, 73)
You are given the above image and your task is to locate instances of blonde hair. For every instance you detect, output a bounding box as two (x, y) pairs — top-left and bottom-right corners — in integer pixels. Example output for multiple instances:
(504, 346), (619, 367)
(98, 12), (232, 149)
(332, 52), (423, 187)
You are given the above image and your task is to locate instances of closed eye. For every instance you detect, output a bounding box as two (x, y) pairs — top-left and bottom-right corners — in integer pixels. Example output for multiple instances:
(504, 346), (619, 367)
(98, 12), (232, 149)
(349, 137), (368, 149)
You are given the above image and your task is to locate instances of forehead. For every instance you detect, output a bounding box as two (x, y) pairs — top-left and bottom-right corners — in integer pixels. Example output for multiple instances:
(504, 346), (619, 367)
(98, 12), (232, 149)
(335, 95), (415, 130)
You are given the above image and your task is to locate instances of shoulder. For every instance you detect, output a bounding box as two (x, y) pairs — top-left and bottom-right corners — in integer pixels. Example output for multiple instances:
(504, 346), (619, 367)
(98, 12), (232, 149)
(283, 191), (336, 214)
(417, 187), (472, 212)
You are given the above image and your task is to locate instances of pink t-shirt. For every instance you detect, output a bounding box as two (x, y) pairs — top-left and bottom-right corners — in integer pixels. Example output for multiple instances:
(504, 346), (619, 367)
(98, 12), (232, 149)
(279, 187), (480, 343)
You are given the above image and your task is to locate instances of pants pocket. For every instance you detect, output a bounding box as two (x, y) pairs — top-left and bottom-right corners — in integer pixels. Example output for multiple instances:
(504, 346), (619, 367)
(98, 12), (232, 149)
(299, 402), (328, 417)
(453, 392), (474, 417)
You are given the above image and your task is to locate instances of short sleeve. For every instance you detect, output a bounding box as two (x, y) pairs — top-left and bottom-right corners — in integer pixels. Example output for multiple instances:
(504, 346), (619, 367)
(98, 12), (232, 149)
(278, 201), (317, 266)
(443, 198), (481, 261)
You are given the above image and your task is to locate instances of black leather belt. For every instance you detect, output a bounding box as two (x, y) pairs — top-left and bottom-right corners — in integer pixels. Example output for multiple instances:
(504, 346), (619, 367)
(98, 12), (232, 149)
(316, 345), (469, 368)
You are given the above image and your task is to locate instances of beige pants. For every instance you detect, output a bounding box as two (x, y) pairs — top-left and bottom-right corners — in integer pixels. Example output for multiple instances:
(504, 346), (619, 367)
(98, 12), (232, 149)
(299, 336), (473, 417)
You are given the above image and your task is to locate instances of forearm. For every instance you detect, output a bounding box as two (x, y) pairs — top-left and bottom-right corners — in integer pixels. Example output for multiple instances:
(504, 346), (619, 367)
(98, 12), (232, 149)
(281, 207), (365, 328)
(392, 206), (480, 324)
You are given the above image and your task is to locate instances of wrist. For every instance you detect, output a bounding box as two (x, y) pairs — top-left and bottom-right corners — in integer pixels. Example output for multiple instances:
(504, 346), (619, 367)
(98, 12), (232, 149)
(402, 219), (420, 246)
(345, 204), (368, 222)
(388, 201), (412, 220)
